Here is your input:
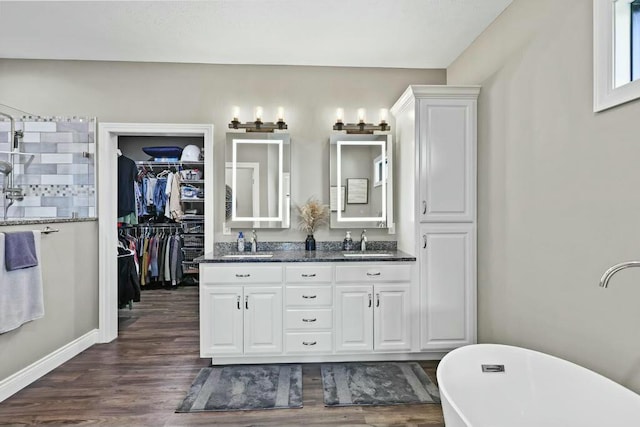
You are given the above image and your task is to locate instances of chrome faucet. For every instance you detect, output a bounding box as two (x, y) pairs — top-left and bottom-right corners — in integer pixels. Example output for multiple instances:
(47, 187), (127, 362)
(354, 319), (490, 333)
(251, 229), (258, 253)
(599, 261), (640, 288)
(360, 229), (367, 251)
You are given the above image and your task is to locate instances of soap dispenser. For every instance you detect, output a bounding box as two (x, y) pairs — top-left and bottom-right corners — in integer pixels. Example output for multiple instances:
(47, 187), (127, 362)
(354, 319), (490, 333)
(343, 231), (353, 251)
(237, 231), (245, 252)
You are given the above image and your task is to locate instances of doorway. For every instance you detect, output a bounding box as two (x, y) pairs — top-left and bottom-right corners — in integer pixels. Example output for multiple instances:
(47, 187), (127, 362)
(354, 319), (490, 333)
(97, 123), (214, 343)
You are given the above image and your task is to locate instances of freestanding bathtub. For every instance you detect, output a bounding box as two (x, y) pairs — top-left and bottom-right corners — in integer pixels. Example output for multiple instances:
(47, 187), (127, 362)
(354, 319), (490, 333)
(437, 344), (640, 426)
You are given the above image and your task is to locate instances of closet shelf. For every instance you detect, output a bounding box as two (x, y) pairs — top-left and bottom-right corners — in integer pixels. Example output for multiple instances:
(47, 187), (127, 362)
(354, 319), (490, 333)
(135, 160), (204, 167)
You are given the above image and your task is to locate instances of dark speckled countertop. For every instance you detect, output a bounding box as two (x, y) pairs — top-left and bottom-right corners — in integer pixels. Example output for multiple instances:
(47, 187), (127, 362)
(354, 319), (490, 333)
(196, 241), (416, 263)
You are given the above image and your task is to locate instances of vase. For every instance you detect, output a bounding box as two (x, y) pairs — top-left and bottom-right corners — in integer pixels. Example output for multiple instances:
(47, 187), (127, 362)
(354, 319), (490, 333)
(305, 234), (316, 251)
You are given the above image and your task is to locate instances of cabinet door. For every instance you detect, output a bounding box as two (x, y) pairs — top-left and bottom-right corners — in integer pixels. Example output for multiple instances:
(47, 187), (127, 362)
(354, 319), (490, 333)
(420, 224), (476, 350)
(243, 286), (283, 354)
(200, 285), (243, 357)
(374, 284), (411, 352)
(335, 285), (373, 352)
(418, 98), (476, 222)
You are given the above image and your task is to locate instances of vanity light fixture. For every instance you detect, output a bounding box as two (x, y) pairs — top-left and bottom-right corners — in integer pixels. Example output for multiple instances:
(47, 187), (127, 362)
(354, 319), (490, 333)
(333, 107), (390, 134)
(229, 106), (288, 132)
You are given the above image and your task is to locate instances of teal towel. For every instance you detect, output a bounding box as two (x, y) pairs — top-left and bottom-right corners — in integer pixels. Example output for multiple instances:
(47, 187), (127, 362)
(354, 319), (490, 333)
(4, 231), (38, 271)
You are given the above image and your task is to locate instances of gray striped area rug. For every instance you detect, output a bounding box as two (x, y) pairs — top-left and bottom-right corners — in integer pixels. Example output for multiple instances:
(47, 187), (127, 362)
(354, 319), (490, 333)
(320, 362), (440, 406)
(176, 364), (302, 412)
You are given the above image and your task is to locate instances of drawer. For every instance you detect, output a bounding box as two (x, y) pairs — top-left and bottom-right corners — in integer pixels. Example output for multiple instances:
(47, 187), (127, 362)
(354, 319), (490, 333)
(285, 309), (332, 330)
(285, 286), (332, 306)
(335, 264), (412, 283)
(200, 265), (283, 284)
(285, 332), (333, 353)
(285, 265), (333, 283)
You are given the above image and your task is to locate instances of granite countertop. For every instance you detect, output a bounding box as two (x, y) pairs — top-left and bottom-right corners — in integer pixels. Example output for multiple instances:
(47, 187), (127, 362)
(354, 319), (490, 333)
(0, 217), (98, 226)
(196, 248), (416, 263)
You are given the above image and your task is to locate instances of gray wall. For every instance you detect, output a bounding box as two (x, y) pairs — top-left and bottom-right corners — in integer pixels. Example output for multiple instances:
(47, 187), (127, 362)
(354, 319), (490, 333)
(0, 59), (445, 243)
(448, 0), (640, 392)
(0, 220), (99, 380)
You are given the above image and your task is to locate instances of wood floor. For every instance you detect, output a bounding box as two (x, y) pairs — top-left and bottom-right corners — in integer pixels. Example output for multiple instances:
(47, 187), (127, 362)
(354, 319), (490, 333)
(0, 286), (444, 426)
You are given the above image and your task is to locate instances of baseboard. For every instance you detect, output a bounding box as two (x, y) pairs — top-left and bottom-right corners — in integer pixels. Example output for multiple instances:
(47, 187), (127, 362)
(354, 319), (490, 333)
(0, 329), (99, 403)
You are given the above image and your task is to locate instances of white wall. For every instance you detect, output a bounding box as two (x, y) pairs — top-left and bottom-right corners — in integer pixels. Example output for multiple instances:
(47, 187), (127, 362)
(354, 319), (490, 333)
(0, 220), (99, 381)
(448, 0), (640, 392)
(0, 59), (445, 243)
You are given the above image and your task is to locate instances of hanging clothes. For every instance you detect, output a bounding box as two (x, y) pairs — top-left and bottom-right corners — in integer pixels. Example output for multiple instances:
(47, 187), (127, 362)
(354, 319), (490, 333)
(117, 154), (138, 224)
(117, 246), (140, 309)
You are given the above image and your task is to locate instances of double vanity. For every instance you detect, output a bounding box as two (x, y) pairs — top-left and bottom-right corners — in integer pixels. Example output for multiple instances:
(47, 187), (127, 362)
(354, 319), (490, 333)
(199, 85), (479, 365)
(199, 248), (420, 365)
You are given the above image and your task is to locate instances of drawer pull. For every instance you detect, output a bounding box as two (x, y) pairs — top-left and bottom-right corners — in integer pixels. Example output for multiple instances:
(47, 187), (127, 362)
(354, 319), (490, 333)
(245, 295), (249, 310)
(368, 293), (372, 308)
(423, 234), (427, 249)
(367, 272), (382, 277)
(376, 293), (380, 307)
(301, 273), (317, 278)
(302, 318), (317, 323)
(235, 273), (251, 278)
(422, 200), (427, 215)
(302, 341), (317, 346)
(302, 295), (317, 299)
(237, 295), (241, 310)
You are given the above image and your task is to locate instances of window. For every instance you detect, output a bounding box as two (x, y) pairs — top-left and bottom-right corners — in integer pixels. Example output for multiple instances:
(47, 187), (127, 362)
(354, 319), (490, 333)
(632, 1), (640, 79)
(594, 0), (640, 111)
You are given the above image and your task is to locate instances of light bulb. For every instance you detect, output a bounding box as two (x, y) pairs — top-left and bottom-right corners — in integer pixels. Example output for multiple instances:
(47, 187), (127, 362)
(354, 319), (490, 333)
(336, 108), (344, 123)
(255, 106), (263, 121)
(232, 106), (240, 121)
(277, 106), (285, 122)
(379, 108), (388, 123)
(357, 108), (366, 123)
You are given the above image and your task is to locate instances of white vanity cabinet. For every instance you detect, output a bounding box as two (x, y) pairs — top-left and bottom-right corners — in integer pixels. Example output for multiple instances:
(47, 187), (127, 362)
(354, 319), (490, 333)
(284, 265), (333, 354)
(418, 97), (476, 223)
(419, 224), (475, 350)
(392, 85), (479, 352)
(200, 260), (420, 364)
(199, 265), (283, 357)
(335, 265), (412, 353)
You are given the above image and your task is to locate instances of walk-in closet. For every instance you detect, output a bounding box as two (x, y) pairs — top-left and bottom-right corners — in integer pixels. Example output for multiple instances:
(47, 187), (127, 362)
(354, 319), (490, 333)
(116, 134), (206, 313)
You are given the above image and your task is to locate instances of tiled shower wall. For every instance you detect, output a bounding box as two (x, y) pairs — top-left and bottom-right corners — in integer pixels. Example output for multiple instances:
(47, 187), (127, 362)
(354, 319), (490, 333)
(0, 117), (96, 219)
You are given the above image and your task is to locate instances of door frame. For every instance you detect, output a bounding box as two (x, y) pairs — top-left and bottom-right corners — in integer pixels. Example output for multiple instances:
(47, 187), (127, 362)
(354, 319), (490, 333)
(97, 122), (214, 343)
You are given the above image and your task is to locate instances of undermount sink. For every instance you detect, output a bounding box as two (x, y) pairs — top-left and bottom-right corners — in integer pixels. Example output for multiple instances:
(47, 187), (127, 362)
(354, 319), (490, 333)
(342, 252), (394, 258)
(222, 253), (274, 258)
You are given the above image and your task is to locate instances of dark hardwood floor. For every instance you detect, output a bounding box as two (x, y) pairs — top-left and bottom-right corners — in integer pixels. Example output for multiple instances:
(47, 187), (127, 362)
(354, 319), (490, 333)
(0, 286), (444, 426)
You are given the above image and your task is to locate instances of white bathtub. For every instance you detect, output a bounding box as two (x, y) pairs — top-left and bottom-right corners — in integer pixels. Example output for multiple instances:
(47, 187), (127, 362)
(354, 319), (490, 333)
(437, 344), (640, 427)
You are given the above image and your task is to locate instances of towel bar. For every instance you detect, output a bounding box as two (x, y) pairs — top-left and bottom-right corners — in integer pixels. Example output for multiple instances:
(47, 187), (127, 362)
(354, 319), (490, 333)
(41, 226), (59, 234)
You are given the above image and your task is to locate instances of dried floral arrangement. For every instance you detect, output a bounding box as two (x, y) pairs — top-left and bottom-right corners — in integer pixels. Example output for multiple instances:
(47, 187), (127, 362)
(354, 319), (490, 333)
(296, 197), (330, 234)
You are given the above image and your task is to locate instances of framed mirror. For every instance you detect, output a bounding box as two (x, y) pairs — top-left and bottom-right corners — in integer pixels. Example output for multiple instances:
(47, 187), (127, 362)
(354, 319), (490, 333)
(225, 132), (290, 229)
(329, 133), (394, 232)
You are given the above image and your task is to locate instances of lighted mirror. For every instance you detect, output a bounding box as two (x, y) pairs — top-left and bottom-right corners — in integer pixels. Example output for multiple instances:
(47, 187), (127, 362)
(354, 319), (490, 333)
(329, 133), (394, 232)
(225, 132), (290, 229)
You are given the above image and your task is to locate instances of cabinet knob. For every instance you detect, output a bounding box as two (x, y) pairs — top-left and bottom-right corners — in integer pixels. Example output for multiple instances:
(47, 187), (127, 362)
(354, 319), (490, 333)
(302, 341), (317, 346)
(302, 295), (317, 299)
(423, 235), (427, 249)
(422, 200), (427, 215)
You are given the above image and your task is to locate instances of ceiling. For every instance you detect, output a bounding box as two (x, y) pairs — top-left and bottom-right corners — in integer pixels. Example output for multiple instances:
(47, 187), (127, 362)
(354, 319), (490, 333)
(0, 0), (512, 69)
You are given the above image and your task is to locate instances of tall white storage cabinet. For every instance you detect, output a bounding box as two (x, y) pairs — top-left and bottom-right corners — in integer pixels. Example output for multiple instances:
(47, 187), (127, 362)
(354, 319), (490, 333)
(391, 85), (479, 352)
